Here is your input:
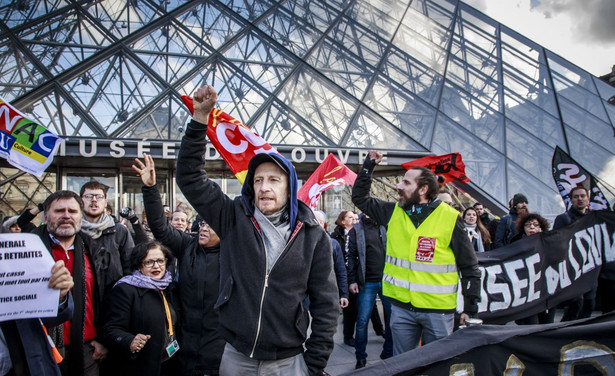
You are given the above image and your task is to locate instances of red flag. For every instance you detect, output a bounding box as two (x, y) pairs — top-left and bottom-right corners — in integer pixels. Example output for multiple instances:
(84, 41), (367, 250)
(298, 153), (357, 209)
(402, 153), (470, 184)
(181, 95), (277, 184)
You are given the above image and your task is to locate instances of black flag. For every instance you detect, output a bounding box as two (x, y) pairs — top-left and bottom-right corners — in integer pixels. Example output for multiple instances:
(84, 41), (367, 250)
(551, 146), (610, 211)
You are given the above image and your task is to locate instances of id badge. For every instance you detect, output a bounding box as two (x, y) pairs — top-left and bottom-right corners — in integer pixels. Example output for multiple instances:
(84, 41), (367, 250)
(166, 339), (180, 357)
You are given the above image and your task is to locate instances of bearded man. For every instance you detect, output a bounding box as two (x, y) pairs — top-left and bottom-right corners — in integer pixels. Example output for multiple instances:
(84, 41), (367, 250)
(351, 151), (481, 355)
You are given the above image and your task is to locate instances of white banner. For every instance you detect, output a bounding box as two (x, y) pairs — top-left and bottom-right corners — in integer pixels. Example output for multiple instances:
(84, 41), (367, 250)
(0, 233), (59, 321)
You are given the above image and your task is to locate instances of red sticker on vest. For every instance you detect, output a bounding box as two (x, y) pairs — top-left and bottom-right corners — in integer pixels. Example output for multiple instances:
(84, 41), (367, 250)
(416, 236), (436, 262)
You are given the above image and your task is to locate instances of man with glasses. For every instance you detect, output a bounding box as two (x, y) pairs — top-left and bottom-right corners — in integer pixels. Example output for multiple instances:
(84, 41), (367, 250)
(79, 181), (134, 300)
(132, 153), (225, 376)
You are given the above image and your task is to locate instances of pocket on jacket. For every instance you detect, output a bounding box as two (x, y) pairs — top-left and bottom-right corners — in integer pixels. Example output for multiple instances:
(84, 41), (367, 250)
(214, 276), (233, 309)
(294, 303), (309, 341)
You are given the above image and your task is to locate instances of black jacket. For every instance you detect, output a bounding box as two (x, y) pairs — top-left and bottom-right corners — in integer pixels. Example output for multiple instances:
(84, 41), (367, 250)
(347, 218), (387, 287)
(143, 184), (224, 375)
(494, 208), (520, 248)
(351, 157), (481, 315)
(32, 226), (101, 375)
(553, 207), (588, 230)
(102, 283), (178, 376)
(176, 120), (338, 375)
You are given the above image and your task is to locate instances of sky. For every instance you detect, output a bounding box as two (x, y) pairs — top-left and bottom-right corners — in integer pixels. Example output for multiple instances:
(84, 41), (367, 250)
(463, 0), (615, 77)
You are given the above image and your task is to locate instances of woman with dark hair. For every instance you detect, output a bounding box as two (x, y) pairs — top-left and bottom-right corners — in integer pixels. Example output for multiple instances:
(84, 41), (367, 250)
(462, 207), (492, 252)
(511, 212), (549, 243)
(511, 212), (554, 324)
(102, 241), (178, 375)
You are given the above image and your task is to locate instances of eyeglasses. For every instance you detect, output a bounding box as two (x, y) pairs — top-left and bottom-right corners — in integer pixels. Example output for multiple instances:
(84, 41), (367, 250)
(142, 258), (167, 267)
(198, 221), (211, 230)
(83, 194), (105, 201)
(524, 221), (540, 228)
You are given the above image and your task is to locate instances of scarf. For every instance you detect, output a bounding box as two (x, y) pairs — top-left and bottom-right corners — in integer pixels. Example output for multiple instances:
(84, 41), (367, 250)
(465, 224), (484, 253)
(115, 270), (172, 290)
(81, 214), (115, 240)
(254, 206), (291, 273)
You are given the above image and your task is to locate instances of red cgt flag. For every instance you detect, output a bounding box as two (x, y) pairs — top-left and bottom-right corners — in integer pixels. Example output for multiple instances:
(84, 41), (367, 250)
(181, 95), (277, 184)
(298, 153), (357, 209)
(402, 153), (470, 184)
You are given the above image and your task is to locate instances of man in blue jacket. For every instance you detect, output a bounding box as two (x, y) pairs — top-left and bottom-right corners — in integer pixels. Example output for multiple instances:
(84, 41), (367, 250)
(176, 85), (338, 376)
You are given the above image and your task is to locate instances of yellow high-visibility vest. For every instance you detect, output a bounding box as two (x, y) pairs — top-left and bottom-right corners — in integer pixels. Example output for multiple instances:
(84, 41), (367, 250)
(383, 202), (459, 310)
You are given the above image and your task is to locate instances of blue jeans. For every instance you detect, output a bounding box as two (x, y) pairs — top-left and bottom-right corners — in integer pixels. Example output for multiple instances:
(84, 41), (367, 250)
(390, 304), (453, 355)
(354, 281), (392, 361)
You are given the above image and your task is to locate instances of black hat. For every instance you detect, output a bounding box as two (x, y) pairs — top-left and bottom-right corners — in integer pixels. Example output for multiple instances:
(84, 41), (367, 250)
(247, 153), (289, 176)
(512, 193), (528, 207)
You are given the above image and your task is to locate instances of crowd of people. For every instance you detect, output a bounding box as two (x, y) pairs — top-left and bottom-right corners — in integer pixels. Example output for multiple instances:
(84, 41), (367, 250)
(1, 85), (612, 376)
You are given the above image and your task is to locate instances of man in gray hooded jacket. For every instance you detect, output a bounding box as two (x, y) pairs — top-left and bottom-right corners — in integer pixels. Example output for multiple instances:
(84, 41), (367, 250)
(176, 85), (338, 376)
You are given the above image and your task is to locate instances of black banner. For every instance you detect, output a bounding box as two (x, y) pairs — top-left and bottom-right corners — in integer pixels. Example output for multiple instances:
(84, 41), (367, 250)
(552, 146), (611, 211)
(475, 211), (615, 324)
(348, 312), (615, 375)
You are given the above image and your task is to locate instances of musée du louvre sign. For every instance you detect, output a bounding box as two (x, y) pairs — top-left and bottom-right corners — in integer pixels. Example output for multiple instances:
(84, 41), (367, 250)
(56, 138), (424, 166)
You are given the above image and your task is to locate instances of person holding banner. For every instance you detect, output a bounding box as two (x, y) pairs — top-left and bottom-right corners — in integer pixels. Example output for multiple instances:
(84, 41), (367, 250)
(31, 190), (107, 376)
(0, 260), (74, 376)
(101, 241), (178, 376)
(352, 150), (481, 355)
(176, 85), (338, 376)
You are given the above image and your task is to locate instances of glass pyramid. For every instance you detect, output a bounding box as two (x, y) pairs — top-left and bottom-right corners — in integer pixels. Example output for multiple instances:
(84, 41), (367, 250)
(1, 0), (614, 217)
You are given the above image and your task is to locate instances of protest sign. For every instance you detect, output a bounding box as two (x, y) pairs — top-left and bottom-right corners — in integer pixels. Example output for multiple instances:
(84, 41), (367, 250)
(0, 96), (62, 178)
(0, 233), (59, 321)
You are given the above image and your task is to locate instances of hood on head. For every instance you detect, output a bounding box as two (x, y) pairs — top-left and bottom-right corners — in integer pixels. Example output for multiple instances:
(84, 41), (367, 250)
(241, 152), (298, 230)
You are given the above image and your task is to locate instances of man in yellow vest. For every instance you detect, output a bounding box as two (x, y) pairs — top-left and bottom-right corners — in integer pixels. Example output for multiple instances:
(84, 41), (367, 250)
(352, 151), (481, 355)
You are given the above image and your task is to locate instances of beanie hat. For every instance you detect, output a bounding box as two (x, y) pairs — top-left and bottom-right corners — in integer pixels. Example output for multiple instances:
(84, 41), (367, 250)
(512, 193), (528, 207)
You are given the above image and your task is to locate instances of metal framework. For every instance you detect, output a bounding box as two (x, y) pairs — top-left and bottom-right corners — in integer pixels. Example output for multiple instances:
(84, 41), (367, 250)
(1, 0), (614, 217)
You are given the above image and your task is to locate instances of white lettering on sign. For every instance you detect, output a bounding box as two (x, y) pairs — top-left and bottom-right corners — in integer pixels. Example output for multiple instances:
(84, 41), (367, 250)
(137, 141), (150, 156)
(79, 139), (97, 157)
(162, 142), (175, 159)
(110, 140), (125, 158)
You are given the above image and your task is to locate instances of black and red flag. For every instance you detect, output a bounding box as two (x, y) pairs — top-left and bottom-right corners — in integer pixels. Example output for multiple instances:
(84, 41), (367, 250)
(401, 153), (470, 184)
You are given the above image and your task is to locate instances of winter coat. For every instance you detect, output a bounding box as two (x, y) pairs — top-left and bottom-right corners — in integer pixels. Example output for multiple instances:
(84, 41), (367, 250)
(142, 184), (224, 375)
(176, 119), (338, 375)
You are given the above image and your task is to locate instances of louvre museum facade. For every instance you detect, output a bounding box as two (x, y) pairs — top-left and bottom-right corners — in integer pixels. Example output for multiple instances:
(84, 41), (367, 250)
(1, 0), (614, 223)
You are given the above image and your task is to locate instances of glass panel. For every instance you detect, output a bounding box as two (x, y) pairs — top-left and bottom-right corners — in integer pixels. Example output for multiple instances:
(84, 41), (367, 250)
(181, 59), (268, 124)
(0, 40), (45, 101)
(256, 6), (322, 58)
(217, 0), (276, 21)
(401, 5), (451, 49)
(502, 69), (557, 117)
(506, 162), (564, 220)
(85, 0), (161, 39)
(329, 16), (389, 68)
(276, 69), (357, 144)
(176, 2), (244, 51)
(307, 38), (375, 98)
(449, 36), (498, 83)
(440, 82), (504, 149)
(282, 0), (341, 33)
(251, 100), (331, 146)
(364, 77), (435, 147)
(503, 89), (565, 148)
(446, 56), (499, 110)
(410, 0), (456, 30)
(505, 120), (553, 183)
(393, 23), (448, 75)
(381, 47), (442, 106)
(559, 96), (615, 153)
(593, 75), (615, 102)
(0, 1), (70, 28)
(0, 168), (56, 219)
(457, 7), (497, 54)
(348, 0), (404, 41)
(566, 125), (615, 186)
(121, 96), (191, 140)
(432, 115), (505, 203)
(346, 107), (426, 151)
(224, 30), (296, 93)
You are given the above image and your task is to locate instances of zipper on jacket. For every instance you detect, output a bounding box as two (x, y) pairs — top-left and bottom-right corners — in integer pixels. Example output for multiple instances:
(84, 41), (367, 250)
(249, 221), (303, 358)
